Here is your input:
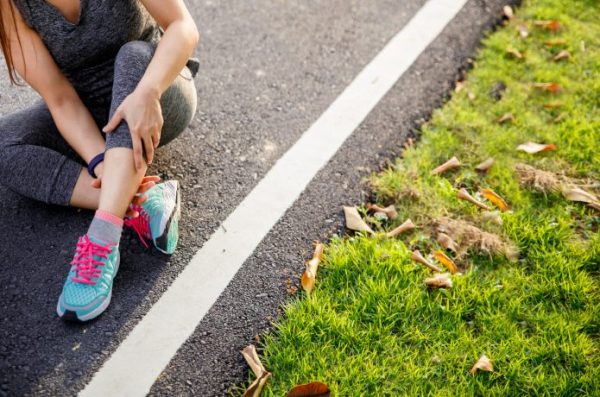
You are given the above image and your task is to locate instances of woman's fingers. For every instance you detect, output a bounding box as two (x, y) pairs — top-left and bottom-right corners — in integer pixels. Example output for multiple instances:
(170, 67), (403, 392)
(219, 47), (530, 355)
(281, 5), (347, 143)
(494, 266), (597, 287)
(142, 175), (161, 184)
(137, 181), (156, 194)
(143, 135), (155, 165)
(152, 126), (161, 149)
(102, 107), (124, 133)
(132, 134), (144, 170)
(131, 195), (147, 207)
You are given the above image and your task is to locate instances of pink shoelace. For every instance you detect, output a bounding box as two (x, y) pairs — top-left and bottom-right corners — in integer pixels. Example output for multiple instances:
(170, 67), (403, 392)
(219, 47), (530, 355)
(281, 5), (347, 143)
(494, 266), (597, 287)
(71, 235), (112, 285)
(124, 204), (151, 248)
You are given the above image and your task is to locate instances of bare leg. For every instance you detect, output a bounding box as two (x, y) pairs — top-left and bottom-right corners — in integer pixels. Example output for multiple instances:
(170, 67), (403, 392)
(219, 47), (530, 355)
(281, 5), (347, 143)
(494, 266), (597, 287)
(69, 169), (101, 209)
(98, 148), (146, 218)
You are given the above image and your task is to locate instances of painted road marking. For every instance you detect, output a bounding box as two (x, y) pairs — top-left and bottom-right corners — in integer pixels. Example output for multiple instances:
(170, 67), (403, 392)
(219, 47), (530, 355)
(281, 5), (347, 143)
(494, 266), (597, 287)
(80, 0), (468, 395)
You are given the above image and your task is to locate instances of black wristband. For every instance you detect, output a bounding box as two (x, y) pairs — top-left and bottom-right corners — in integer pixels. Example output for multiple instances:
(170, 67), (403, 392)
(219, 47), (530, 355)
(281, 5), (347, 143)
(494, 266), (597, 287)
(88, 152), (105, 178)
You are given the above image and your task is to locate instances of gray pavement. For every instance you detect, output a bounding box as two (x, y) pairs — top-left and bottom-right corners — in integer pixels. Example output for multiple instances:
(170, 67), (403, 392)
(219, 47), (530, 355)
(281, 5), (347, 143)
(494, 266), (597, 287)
(0, 0), (516, 395)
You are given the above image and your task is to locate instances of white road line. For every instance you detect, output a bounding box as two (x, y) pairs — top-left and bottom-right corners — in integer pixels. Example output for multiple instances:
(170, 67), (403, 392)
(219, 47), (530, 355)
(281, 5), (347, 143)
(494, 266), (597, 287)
(80, 0), (468, 395)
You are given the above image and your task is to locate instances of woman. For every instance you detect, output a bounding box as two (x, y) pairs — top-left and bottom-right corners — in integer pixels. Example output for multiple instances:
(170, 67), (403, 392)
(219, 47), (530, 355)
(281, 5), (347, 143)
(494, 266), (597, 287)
(0, 0), (199, 322)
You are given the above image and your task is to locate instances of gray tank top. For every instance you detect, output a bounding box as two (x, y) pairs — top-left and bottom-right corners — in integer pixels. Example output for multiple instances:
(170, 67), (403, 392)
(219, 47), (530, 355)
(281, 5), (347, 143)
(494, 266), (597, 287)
(13, 0), (161, 100)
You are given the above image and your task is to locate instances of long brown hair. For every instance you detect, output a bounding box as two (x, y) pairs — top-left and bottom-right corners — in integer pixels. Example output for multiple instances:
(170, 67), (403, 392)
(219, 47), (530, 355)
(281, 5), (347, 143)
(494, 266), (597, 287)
(0, 1), (22, 84)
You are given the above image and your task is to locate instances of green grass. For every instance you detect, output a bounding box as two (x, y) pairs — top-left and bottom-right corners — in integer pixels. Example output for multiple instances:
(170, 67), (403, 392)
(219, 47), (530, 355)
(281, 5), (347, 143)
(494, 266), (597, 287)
(249, 1), (600, 395)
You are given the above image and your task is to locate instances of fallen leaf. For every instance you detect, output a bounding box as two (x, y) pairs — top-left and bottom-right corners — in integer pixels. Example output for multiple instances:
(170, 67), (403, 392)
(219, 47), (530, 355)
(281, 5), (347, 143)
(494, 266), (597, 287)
(543, 101), (562, 109)
(506, 47), (523, 59)
(517, 142), (557, 154)
(301, 243), (325, 295)
(553, 113), (567, 123)
(517, 23), (529, 38)
(343, 206), (374, 234)
(367, 203), (398, 220)
(470, 355), (493, 375)
(534, 20), (561, 31)
(424, 273), (453, 289)
(562, 187), (598, 204)
(480, 188), (509, 212)
(475, 158), (495, 173)
(554, 50), (570, 61)
(241, 345), (272, 397)
(502, 5), (514, 19)
(287, 382), (331, 397)
(386, 219), (416, 238)
(437, 233), (458, 253)
(431, 156), (461, 175)
(411, 250), (441, 273)
(498, 113), (514, 124)
(588, 202), (600, 212)
(457, 188), (490, 211)
(544, 38), (567, 47)
(468, 91), (476, 101)
(433, 251), (459, 273)
(455, 80), (465, 93)
(532, 82), (562, 93)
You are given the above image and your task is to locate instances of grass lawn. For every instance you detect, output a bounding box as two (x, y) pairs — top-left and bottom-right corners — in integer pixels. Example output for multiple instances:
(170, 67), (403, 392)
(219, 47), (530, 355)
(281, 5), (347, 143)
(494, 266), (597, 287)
(249, 0), (600, 395)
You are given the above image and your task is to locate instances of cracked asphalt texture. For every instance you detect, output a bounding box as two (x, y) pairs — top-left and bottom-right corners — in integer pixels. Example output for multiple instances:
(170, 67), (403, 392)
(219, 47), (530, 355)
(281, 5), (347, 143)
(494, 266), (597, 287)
(0, 0), (517, 395)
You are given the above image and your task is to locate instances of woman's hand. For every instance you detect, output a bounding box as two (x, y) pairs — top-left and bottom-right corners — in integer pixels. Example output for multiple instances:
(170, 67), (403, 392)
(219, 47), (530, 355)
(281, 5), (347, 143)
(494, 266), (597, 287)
(102, 87), (164, 170)
(91, 166), (161, 218)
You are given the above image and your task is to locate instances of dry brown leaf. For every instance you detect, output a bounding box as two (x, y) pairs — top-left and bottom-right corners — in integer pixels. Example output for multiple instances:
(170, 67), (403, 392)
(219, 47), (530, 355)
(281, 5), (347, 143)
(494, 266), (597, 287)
(470, 355), (493, 375)
(287, 382), (331, 397)
(475, 158), (495, 173)
(367, 203), (398, 220)
(241, 345), (272, 397)
(301, 243), (325, 295)
(455, 81), (465, 93)
(468, 91), (476, 101)
(554, 50), (570, 61)
(431, 156), (461, 175)
(517, 23), (529, 38)
(502, 5), (514, 19)
(588, 202), (600, 212)
(481, 210), (504, 226)
(437, 218), (518, 261)
(480, 188), (509, 212)
(433, 251), (459, 274)
(562, 187), (598, 204)
(411, 250), (441, 273)
(437, 233), (458, 253)
(424, 273), (453, 289)
(532, 82), (562, 93)
(534, 20), (561, 31)
(343, 206), (374, 234)
(517, 142), (557, 154)
(457, 188), (491, 211)
(498, 113), (514, 124)
(543, 101), (562, 109)
(515, 163), (562, 193)
(386, 219), (416, 238)
(506, 47), (523, 59)
(544, 38), (567, 47)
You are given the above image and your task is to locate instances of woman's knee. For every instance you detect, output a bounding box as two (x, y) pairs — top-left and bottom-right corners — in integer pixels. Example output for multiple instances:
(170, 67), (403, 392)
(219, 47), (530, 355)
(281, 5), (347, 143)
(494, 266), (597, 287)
(113, 41), (155, 82)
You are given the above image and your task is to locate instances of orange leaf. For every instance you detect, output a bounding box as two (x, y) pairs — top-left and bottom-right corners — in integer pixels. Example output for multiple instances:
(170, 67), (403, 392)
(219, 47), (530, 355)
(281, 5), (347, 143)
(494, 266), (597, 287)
(287, 382), (331, 397)
(480, 188), (509, 212)
(533, 82), (562, 93)
(517, 142), (557, 154)
(301, 243), (325, 295)
(433, 251), (459, 274)
(534, 20), (561, 31)
(470, 355), (494, 375)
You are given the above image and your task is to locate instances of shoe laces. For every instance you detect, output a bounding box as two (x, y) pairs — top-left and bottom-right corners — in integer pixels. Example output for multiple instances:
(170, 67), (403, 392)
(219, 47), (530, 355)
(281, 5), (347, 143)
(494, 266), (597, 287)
(124, 204), (151, 248)
(70, 235), (112, 285)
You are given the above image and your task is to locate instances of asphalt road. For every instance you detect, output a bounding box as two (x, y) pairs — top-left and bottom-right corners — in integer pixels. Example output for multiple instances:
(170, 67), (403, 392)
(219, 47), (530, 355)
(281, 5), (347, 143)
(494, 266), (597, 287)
(0, 0), (516, 395)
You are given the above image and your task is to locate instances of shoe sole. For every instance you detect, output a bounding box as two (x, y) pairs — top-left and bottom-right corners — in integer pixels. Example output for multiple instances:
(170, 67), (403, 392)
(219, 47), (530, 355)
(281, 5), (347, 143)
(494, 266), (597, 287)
(154, 182), (181, 255)
(56, 252), (120, 322)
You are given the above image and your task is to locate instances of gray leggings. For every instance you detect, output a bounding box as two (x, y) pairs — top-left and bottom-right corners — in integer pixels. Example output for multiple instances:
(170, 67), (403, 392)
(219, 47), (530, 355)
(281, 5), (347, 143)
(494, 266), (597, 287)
(0, 41), (197, 206)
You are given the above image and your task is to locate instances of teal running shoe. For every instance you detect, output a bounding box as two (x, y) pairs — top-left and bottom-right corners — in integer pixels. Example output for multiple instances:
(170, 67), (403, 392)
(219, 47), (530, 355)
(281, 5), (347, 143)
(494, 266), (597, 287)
(125, 180), (181, 255)
(57, 234), (120, 322)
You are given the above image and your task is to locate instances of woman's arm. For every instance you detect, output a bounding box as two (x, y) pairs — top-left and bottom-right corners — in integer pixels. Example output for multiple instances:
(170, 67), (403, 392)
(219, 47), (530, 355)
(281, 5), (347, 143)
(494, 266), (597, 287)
(103, 0), (199, 169)
(0, 2), (105, 165)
